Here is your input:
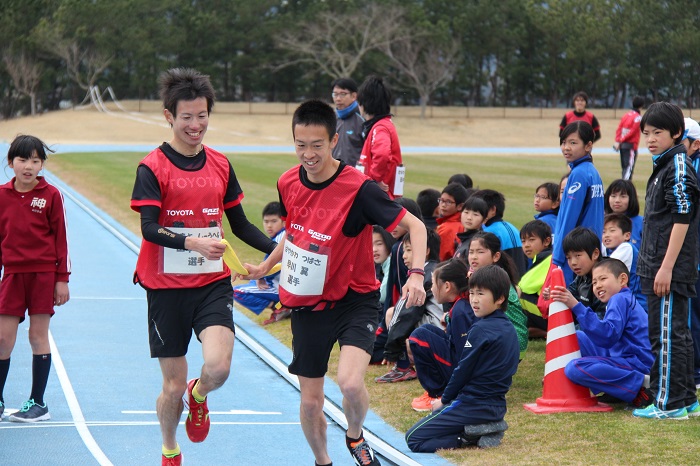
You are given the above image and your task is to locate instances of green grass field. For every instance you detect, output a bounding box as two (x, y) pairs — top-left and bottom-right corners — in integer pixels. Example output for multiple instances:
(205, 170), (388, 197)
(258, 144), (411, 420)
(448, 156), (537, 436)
(46, 151), (700, 466)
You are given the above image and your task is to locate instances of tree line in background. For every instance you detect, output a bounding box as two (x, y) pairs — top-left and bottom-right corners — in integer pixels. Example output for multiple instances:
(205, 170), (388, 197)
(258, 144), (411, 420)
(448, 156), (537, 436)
(1, 0), (699, 119)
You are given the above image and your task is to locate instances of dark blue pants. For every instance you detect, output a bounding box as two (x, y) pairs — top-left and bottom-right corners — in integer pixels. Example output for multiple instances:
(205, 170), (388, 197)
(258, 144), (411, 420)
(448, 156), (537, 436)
(647, 291), (697, 410)
(405, 399), (505, 452)
(691, 275), (700, 387)
(409, 324), (454, 398)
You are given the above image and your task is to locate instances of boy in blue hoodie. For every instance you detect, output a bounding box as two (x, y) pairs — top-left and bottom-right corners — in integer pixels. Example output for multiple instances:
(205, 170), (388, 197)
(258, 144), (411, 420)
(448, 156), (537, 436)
(550, 258), (654, 407)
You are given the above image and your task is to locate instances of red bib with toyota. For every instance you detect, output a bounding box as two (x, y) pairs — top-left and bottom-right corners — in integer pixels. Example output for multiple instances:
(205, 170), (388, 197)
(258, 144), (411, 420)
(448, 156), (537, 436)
(133, 146), (231, 289)
(278, 165), (379, 308)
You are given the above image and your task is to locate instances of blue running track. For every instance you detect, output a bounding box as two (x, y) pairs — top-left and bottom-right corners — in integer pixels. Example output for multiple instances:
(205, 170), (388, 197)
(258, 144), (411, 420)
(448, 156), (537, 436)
(0, 166), (451, 465)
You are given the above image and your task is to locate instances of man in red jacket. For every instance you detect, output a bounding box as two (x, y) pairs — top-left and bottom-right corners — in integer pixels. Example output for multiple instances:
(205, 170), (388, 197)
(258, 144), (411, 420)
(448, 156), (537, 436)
(614, 96), (644, 180)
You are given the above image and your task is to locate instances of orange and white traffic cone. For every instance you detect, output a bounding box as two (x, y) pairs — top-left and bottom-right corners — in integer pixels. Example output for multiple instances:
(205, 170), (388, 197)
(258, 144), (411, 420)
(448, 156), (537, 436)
(524, 267), (612, 414)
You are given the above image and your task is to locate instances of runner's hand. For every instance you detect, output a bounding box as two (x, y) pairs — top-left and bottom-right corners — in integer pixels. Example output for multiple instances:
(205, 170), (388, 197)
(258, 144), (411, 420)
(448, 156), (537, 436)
(402, 273), (426, 308)
(185, 237), (225, 260)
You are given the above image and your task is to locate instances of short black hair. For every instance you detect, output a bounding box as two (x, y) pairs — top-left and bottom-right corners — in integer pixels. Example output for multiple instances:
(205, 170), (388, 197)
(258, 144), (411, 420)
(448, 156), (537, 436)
(159, 68), (215, 117)
(520, 220), (552, 242)
(473, 189), (506, 218)
(331, 77), (358, 93)
(262, 201), (281, 218)
(593, 257), (629, 279)
(462, 194), (489, 218)
(641, 101), (685, 145)
(604, 179), (640, 217)
(468, 265), (510, 311)
(442, 182), (470, 206)
(292, 99), (337, 141)
(573, 91), (589, 105)
(416, 189), (440, 218)
(357, 75), (391, 116)
(395, 197), (424, 223)
(536, 182), (560, 205)
(604, 213), (632, 234)
(632, 96), (645, 109)
(560, 121), (596, 145)
(470, 231), (520, 285)
(7, 134), (53, 163)
(562, 227), (600, 258)
(448, 173), (473, 189)
(404, 228), (441, 262)
(372, 225), (396, 252)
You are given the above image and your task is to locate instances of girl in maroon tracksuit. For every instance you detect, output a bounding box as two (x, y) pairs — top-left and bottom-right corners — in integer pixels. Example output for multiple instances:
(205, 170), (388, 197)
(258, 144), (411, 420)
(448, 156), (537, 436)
(0, 135), (70, 422)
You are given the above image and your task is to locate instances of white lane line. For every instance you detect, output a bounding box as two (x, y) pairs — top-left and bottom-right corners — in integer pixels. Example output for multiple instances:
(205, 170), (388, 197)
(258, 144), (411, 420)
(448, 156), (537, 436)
(122, 410), (282, 415)
(49, 331), (114, 466)
(70, 297), (146, 301)
(0, 421), (300, 429)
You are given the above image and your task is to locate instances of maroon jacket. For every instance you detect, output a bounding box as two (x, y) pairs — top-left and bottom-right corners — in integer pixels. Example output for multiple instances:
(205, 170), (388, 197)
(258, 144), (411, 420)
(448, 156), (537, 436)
(0, 177), (70, 281)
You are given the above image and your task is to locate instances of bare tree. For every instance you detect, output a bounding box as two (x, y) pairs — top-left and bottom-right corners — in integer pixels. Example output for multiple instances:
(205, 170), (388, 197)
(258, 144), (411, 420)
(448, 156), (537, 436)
(276, 3), (408, 78)
(383, 35), (460, 118)
(48, 40), (112, 91)
(2, 49), (43, 116)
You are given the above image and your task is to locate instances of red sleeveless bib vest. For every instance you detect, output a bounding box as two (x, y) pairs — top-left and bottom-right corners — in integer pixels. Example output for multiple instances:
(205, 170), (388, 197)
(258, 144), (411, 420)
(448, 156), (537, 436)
(277, 165), (379, 307)
(134, 146), (231, 289)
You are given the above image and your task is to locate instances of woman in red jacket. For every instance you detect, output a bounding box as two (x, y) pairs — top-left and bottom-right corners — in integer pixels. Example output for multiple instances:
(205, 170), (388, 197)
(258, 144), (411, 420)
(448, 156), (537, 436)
(357, 75), (403, 199)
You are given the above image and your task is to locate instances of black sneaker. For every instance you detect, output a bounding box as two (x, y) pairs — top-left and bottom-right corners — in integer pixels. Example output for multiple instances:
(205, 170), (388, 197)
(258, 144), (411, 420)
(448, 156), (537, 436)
(8, 399), (50, 422)
(463, 420), (508, 437)
(477, 431), (505, 448)
(0, 400), (4, 420)
(347, 435), (381, 466)
(631, 386), (653, 408)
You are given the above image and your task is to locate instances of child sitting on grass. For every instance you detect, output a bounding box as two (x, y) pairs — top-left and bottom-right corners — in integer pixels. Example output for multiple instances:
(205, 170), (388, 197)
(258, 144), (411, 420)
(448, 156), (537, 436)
(232, 201), (287, 324)
(550, 258), (654, 407)
(533, 182), (560, 237)
(601, 213), (646, 311)
(453, 194), (487, 261)
(405, 265), (519, 452)
(375, 230), (442, 383)
(408, 259), (476, 412)
(542, 227), (605, 320)
(467, 232), (528, 359)
(518, 220), (552, 339)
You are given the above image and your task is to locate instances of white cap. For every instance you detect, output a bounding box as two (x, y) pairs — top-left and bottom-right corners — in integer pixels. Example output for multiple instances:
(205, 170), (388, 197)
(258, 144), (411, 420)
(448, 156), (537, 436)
(683, 117), (700, 141)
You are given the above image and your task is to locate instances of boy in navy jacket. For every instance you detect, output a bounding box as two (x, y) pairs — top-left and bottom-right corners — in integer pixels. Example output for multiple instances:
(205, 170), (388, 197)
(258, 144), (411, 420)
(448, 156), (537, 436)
(633, 102), (700, 420)
(406, 265), (518, 452)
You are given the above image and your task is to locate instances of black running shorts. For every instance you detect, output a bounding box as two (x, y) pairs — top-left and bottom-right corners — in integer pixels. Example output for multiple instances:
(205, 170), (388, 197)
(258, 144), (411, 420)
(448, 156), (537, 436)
(146, 277), (235, 358)
(288, 289), (380, 378)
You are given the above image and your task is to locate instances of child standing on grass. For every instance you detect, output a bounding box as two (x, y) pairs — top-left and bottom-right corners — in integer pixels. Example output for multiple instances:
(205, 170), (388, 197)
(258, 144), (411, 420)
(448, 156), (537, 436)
(405, 265), (519, 452)
(232, 201), (287, 325)
(0, 135), (70, 422)
(604, 179), (643, 247)
(553, 121), (605, 284)
(550, 258), (654, 408)
(467, 232), (528, 359)
(633, 102), (700, 420)
(682, 117), (700, 391)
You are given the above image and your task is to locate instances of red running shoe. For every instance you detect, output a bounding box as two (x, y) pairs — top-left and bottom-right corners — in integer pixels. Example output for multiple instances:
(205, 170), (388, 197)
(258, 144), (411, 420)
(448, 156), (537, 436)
(162, 453), (183, 466)
(185, 378), (210, 442)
